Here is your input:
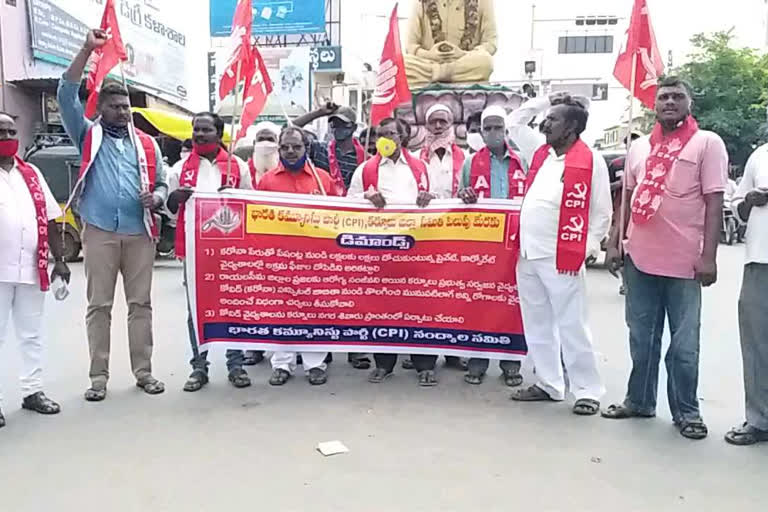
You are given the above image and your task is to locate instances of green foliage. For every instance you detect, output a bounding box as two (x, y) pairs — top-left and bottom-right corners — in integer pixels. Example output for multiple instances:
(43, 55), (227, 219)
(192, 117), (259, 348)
(675, 30), (768, 170)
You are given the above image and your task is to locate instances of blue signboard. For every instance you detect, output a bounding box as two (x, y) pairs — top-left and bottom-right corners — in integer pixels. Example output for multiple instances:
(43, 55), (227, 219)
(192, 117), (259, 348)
(211, 0), (326, 37)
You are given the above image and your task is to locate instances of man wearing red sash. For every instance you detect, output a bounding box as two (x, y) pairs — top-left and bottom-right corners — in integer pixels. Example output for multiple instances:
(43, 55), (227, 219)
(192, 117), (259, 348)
(507, 94), (611, 415)
(421, 104), (466, 200)
(604, 78), (728, 440)
(0, 113), (70, 428)
(258, 127), (336, 386)
(167, 113), (253, 392)
(458, 106), (526, 387)
(58, 29), (168, 402)
(348, 118), (442, 386)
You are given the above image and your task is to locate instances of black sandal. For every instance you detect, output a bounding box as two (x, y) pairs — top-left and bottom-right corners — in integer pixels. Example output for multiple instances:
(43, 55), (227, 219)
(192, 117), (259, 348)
(725, 423), (768, 446)
(84, 386), (107, 402)
(308, 368), (328, 385)
(228, 369), (252, 388)
(502, 370), (524, 387)
(22, 392), (61, 415)
(418, 370), (438, 387)
(401, 358), (415, 370)
(243, 351), (265, 366)
(464, 373), (484, 385)
(269, 369), (291, 386)
(601, 403), (655, 419)
(136, 377), (165, 395)
(510, 385), (554, 402)
(368, 368), (393, 383)
(183, 370), (209, 392)
(573, 398), (600, 416)
(678, 420), (708, 440)
(348, 355), (372, 370)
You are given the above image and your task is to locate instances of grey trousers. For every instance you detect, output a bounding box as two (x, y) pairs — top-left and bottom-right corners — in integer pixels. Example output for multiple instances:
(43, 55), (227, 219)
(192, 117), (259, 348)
(738, 263), (768, 431)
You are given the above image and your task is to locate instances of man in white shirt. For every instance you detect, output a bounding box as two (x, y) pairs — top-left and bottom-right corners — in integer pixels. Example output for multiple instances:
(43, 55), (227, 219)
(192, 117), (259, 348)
(420, 104), (466, 200)
(0, 112), (70, 428)
(166, 112), (253, 393)
(507, 95), (611, 415)
(726, 144), (768, 446)
(347, 118), (441, 386)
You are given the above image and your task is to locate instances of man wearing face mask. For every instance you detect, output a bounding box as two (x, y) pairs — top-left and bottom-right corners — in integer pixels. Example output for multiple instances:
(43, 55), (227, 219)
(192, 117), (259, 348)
(458, 105), (526, 387)
(167, 112), (253, 392)
(249, 121), (281, 186)
(58, 29), (168, 402)
(506, 93), (611, 416)
(348, 118), (444, 386)
(421, 104), (465, 200)
(465, 111), (483, 156)
(293, 103), (366, 196)
(0, 113), (71, 428)
(258, 126), (335, 386)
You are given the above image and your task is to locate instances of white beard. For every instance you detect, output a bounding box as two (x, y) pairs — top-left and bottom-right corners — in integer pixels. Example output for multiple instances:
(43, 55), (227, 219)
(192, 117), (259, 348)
(251, 152), (279, 181)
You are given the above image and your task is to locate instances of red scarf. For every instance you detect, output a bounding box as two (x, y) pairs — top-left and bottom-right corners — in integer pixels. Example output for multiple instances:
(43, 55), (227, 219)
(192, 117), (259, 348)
(175, 148), (241, 259)
(469, 145), (526, 199)
(363, 151), (430, 194)
(632, 116), (699, 224)
(328, 139), (365, 197)
(420, 143), (464, 196)
(525, 140), (594, 274)
(14, 156), (50, 291)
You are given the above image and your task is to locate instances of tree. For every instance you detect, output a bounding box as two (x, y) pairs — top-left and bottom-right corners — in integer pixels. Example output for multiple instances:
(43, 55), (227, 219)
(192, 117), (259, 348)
(675, 30), (768, 170)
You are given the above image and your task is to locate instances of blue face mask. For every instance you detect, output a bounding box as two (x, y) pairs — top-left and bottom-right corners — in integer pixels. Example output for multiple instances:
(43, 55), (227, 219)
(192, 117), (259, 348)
(280, 154), (307, 171)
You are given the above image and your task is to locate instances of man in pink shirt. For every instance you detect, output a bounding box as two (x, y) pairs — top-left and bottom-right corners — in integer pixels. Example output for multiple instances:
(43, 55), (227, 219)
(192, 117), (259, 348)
(603, 77), (728, 440)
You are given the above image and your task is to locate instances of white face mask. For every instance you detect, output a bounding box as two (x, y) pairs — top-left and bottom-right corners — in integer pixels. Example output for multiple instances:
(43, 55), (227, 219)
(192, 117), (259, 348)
(253, 140), (278, 154)
(466, 132), (485, 152)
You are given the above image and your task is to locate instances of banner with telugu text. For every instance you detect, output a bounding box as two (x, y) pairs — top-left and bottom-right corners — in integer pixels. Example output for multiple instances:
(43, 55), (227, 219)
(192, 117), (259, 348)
(186, 192), (527, 360)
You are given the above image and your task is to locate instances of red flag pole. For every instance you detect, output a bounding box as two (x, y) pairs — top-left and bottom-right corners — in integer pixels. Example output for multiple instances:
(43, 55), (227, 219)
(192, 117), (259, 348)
(618, 51), (638, 258)
(226, 60), (243, 188)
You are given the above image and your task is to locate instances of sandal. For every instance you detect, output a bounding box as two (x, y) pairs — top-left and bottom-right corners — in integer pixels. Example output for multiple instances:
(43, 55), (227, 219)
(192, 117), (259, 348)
(510, 385), (554, 402)
(84, 386), (107, 402)
(368, 368), (393, 384)
(269, 369), (291, 386)
(136, 377), (165, 395)
(21, 392), (61, 415)
(600, 403), (655, 419)
(725, 423), (768, 446)
(228, 369), (252, 388)
(678, 420), (708, 440)
(243, 351), (265, 366)
(464, 373), (484, 385)
(308, 368), (328, 386)
(445, 356), (468, 371)
(502, 370), (524, 387)
(418, 370), (438, 387)
(401, 358), (415, 370)
(573, 398), (600, 416)
(183, 370), (209, 392)
(348, 354), (372, 370)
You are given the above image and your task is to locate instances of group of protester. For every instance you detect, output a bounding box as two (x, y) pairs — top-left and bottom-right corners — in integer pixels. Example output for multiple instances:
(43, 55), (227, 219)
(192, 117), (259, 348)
(0, 29), (766, 446)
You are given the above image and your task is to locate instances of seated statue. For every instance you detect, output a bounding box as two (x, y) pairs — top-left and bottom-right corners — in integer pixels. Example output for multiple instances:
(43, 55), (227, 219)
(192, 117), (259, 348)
(404, 0), (497, 85)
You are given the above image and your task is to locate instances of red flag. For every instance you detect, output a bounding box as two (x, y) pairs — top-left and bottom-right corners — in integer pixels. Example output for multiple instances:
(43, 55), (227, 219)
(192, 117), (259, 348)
(237, 45), (273, 139)
(613, 0), (664, 109)
(219, 0), (254, 101)
(370, 4), (411, 127)
(85, 0), (127, 118)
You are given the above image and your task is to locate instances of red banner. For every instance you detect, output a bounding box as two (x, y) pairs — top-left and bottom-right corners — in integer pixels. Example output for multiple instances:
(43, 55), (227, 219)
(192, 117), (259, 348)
(186, 192), (527, 360)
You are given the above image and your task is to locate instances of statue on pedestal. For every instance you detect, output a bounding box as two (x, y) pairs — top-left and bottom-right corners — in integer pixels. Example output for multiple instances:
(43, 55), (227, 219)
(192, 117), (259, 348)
(404, 0), (497, 85)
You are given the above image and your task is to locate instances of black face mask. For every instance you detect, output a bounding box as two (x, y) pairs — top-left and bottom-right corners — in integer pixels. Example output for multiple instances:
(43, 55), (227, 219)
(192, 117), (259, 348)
(101, 120), (130, 139)
(333, 125), (355, 141)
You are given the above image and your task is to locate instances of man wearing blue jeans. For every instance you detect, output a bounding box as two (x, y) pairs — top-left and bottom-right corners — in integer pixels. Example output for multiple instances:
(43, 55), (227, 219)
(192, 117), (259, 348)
(604, 78), (727, 440)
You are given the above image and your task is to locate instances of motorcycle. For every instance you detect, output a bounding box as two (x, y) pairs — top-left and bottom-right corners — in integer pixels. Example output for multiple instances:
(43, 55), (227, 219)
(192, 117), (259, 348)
(721, 200), (738, 245)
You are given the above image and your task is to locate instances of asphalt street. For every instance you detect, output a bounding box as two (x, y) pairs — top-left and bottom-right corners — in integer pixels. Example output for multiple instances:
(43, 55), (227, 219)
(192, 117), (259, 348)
(0, 244), (765, 512)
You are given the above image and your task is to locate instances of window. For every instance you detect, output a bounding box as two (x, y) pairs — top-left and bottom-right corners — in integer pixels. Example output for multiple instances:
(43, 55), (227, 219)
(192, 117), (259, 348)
(558, 35), (614, 54)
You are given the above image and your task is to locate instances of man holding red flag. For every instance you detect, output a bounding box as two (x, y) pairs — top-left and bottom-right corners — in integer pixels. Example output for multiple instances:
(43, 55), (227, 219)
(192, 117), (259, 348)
(603, 78), (728, 440)
(58, 27), (168, 402)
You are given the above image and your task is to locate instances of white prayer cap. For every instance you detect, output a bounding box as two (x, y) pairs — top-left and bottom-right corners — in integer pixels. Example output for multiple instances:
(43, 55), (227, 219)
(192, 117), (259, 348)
(425, 103), (454, 122)
(481, 105), (507, 127)
(251, 121), (281, 138)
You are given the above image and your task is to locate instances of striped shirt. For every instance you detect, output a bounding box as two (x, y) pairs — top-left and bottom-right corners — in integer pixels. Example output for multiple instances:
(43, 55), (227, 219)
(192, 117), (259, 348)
(309, 141), (364, 188)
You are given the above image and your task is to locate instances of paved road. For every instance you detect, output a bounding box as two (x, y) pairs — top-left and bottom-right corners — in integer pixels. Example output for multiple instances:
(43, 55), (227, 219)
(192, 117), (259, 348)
(0, 244), (765, 511)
